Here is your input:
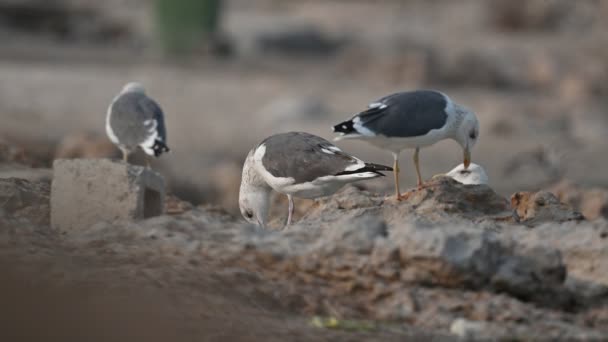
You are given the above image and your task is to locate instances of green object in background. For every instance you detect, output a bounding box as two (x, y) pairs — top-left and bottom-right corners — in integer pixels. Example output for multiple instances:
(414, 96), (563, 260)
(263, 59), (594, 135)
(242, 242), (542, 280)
(154, 0), (222, 53)
(310, 316), (378, 332)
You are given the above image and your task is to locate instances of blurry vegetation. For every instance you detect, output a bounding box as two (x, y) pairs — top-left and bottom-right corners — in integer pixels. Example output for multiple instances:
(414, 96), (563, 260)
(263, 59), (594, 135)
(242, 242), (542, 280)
(154, 0), (222, 54)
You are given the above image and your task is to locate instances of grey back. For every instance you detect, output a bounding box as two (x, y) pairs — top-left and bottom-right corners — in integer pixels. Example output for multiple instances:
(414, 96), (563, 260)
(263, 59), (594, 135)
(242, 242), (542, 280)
(358, 90), (448, 137)
(109, 92), (166, 148)
(261, 132), (358, 184)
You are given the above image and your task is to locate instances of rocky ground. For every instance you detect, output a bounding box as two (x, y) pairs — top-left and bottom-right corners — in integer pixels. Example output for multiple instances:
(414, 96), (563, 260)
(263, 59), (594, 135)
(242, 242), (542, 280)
(2, 140), (608, 340)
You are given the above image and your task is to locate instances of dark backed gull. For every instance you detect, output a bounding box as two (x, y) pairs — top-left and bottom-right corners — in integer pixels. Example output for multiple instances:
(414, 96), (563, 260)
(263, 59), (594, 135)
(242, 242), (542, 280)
(333, 90), (479, 200)
(239, 132), (392, 229)
(446, 163), (488, 185)
(106, 82), (170, 164)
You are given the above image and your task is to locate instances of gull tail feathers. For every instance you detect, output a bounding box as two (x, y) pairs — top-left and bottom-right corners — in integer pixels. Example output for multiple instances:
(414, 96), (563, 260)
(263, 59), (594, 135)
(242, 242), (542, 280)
(152, 139), (170, 157)
(333, 120), (356, 135)
(336, 162), (393, 177)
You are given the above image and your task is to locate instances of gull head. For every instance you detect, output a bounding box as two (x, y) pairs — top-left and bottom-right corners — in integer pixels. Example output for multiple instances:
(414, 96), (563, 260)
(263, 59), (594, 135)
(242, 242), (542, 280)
(239, 149), (271, 228)
(453, 105), (479, 169)
(446, 162), (488, 185)
(121, 82), (146, 94)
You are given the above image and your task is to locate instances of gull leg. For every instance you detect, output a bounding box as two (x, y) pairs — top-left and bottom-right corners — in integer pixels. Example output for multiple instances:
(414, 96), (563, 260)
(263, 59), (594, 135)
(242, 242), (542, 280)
(120, 148), (129, 163)
(145, 155), (151, 169)
(392, 152), (403, 200)
(285, 194), (294, 228)
(413, 147), (423, 188)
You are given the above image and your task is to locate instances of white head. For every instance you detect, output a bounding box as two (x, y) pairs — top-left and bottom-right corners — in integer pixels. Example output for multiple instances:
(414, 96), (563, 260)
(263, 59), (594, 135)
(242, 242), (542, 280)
(446, 162), (488, 185)
(121, 82), (146, 94)
(452, 104), (479, 169)
(239, 149), (272, 228)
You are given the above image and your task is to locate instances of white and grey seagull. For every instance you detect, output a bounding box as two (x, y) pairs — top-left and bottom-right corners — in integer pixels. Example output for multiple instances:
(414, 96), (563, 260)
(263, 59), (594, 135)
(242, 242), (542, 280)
(239, 132), (392, 229)
(106, 82), (170, 164)
(333, 90), (479, 200)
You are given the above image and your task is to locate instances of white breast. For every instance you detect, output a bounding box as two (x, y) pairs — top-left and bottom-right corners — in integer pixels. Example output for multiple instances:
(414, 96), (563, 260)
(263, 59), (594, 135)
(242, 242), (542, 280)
(105, 100), (120, 145)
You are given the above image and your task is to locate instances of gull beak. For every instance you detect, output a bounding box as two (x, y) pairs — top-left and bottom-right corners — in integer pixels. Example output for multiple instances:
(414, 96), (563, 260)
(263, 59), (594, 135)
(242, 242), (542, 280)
(257, 219), (266, 231)
(463, 147), (471, 169)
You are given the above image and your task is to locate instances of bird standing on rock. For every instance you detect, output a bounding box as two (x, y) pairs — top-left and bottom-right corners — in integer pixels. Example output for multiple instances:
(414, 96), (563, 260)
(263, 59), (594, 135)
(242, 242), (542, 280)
(239, 132), (393, 229)
(106, 82), (170, 165)
(333, 90), (479, 200)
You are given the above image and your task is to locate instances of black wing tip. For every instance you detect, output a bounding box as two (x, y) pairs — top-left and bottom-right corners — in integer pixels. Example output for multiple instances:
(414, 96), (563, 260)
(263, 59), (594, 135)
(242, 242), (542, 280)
(365, 162), (393, 172)
(152, 140), (170, 157)
(333, 120), (355, 134)
(335, 163), (393, 177)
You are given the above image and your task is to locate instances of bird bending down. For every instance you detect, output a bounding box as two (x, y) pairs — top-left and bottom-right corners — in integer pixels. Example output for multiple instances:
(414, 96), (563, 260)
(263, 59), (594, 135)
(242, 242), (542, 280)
(333, 90), (479, 200)
(239, 132), (393, 229)
(106, 82), (170, 165)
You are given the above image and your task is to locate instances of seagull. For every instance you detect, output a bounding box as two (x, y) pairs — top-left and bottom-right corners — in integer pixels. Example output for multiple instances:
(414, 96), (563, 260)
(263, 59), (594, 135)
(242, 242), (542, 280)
(239, 132), (392, 229)
(106, 82), (170, 164)
(445, 163), (488, 185)
(332, 90), (479, 200)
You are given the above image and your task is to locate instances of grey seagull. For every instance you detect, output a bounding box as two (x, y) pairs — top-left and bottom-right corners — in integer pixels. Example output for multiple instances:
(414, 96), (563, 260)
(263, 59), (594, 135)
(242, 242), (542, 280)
(106, 82), (170, 164)
(239, 132), (392, 229)
(333, 90), (479, 200)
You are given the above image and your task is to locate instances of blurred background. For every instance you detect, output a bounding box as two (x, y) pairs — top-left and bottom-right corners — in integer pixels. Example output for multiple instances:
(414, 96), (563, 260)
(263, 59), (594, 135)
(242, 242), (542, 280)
(1, 0), (608, 213)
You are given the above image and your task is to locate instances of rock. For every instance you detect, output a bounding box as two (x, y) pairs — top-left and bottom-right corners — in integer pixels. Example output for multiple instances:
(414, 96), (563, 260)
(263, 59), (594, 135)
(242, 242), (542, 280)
(3, 151), (608, 339)
(392, 223), (505, 288)
(312, 185), (380, 212)
(51, 159), (165, 232)
(450, 318), (488, 340)
(491, 245), (569, 307)
(488, 0), (595, 32)
(0, 177), (50, 226)
(164, 194), (194, 215)
(0, 138), (34, 165)
(400, 176), (511, 220)
(0, 164), (52, 182)
(316, 215), (387, 254)
(564, 277), (608, 305)
(307, 178), (513, 226)
(511, 190), (585, 225)
(512, 220), (608, 286)
(54, 131), (118, 159)
(548, 180), (608, 221)
(391, 222), (568, 307)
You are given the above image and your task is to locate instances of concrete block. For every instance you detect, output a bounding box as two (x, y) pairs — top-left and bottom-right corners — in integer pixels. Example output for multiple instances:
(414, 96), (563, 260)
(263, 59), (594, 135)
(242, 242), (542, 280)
(51, 159), (165, 231)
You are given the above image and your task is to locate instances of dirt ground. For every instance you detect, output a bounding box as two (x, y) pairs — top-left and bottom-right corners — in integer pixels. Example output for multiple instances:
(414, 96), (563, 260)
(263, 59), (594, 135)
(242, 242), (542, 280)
(1, 0), (608, 340)
(0, 250), (441, 342)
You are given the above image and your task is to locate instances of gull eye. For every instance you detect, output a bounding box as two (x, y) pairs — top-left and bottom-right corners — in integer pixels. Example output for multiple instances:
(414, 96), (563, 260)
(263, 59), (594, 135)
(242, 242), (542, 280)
(469, 131), (477, 140)
(244, 210), (254, 219)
